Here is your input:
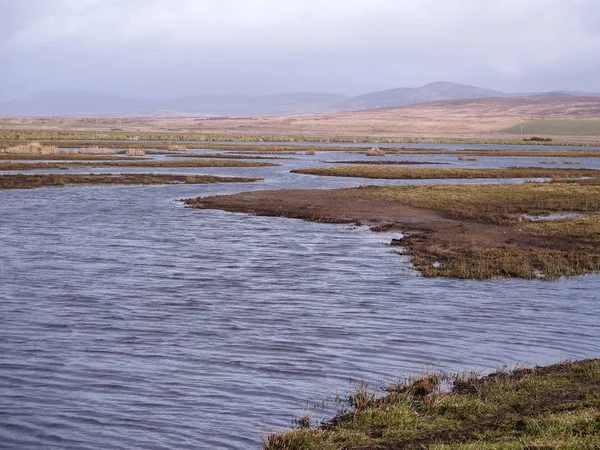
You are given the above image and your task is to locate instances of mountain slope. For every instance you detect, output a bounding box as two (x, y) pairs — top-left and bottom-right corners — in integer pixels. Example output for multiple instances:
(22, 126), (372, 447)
(1, 82), (598, 117)
(338, 81), (506, 110)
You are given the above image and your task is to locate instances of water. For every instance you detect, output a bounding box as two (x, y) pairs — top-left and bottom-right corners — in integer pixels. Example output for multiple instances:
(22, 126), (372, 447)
(1, 148), (599, 449)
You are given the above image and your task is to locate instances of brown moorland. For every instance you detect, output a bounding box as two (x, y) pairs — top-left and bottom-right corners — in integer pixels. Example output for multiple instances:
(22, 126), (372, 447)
(2, 96), (600, 141)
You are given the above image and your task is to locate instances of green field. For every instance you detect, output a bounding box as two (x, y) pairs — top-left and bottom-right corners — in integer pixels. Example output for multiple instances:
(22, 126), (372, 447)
(502, 119), (600, 136)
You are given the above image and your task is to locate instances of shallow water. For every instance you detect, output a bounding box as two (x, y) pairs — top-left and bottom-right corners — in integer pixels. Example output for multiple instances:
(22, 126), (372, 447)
(1, 148), (599, 449)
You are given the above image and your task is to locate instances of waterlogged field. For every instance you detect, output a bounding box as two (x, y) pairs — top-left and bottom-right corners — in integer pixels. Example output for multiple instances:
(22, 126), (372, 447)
(1, 140), (599, 449)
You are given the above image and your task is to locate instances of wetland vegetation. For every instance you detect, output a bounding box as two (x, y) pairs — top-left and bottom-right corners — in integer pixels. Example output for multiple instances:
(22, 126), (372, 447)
(186, 173), (600, 280)
(0, 159), (276, 171)
(264, 359), (600, 450)
(291, 166), (599, 180)
(2, 129), (600, 147)
(0, 173), (260, 189)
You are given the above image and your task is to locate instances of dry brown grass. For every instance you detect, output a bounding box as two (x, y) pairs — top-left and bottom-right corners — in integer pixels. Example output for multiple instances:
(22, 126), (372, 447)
(524, 214), (600, 243)
(366, 147), (386, 156)
(0, 142), (58, 154)
(166, 144), (187, 151)
(0, 173), (260, 189)
(76, 146), (114, 155)
(345, 182), (600, 225)
(0, 159), (277, 171)
(126, 148), (146, 156)
(408, 244), (600, 279)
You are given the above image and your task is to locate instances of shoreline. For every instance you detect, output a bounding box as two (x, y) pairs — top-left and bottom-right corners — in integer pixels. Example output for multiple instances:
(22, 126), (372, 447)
(184, 185), (600, 279)
(264, 358), (600, 449)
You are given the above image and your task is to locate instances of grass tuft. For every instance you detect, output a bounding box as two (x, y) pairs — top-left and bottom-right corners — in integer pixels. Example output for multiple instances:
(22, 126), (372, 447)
(264, 359), (600, 450)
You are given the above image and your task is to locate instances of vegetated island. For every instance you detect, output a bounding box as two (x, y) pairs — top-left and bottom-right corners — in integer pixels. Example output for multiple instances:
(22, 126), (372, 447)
(0, 173), (260, 189)
(0, 159), (277, 171)
(263, 359), (600, 450)
(290, 166), (599, 180)
(185, 174), (600, 279)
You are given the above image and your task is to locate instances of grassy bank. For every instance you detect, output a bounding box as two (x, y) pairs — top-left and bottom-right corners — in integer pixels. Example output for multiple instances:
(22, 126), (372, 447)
(344, 180), (600, 279)
(291, 166), (599, 180)
(264, 359), (600, 450)
(0, 159), (276, 171)
(0, 173), (260, 189)
(345, 181), (600, 225)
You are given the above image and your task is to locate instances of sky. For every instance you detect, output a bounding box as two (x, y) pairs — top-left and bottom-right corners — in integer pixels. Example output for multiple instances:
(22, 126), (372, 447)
(1, 0), (599, 101)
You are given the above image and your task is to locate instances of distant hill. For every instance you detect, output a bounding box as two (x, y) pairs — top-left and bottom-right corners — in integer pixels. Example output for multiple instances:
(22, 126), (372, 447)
(1, 82), (598, 117)
(337, 81), (506, 111)
(0, 90), (349, 117)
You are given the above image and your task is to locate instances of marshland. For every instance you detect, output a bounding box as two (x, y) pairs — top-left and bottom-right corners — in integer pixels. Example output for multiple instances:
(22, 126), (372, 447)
(1, 136), (599, 449)
(4, 1), (600, 447)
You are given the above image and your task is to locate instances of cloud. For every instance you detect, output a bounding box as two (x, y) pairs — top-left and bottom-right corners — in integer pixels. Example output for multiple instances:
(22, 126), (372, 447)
(1, 0), (599, 98)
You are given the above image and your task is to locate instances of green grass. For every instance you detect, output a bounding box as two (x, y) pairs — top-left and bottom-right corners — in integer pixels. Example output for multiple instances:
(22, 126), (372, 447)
(264, 359), (600, 450)
(291, 166), (599, 182)
(0, 173), (260, 189)
(502, 120), (600, 136)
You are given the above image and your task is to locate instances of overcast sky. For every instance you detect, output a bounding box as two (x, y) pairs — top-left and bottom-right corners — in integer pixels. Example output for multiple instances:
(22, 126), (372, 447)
(1, 0), (599, 101)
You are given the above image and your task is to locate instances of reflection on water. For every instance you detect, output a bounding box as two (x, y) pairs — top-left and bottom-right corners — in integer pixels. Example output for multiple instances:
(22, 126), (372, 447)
(1, 145), (599, 449)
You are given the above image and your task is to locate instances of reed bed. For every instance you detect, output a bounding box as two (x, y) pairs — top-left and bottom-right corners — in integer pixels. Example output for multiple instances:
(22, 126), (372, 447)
(0, 142), (58, 154)
(126, 148), (146, 156)
(0, 153), (128, 161)
(75, 146), (114, 155)
(166, 144), (187, 151)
